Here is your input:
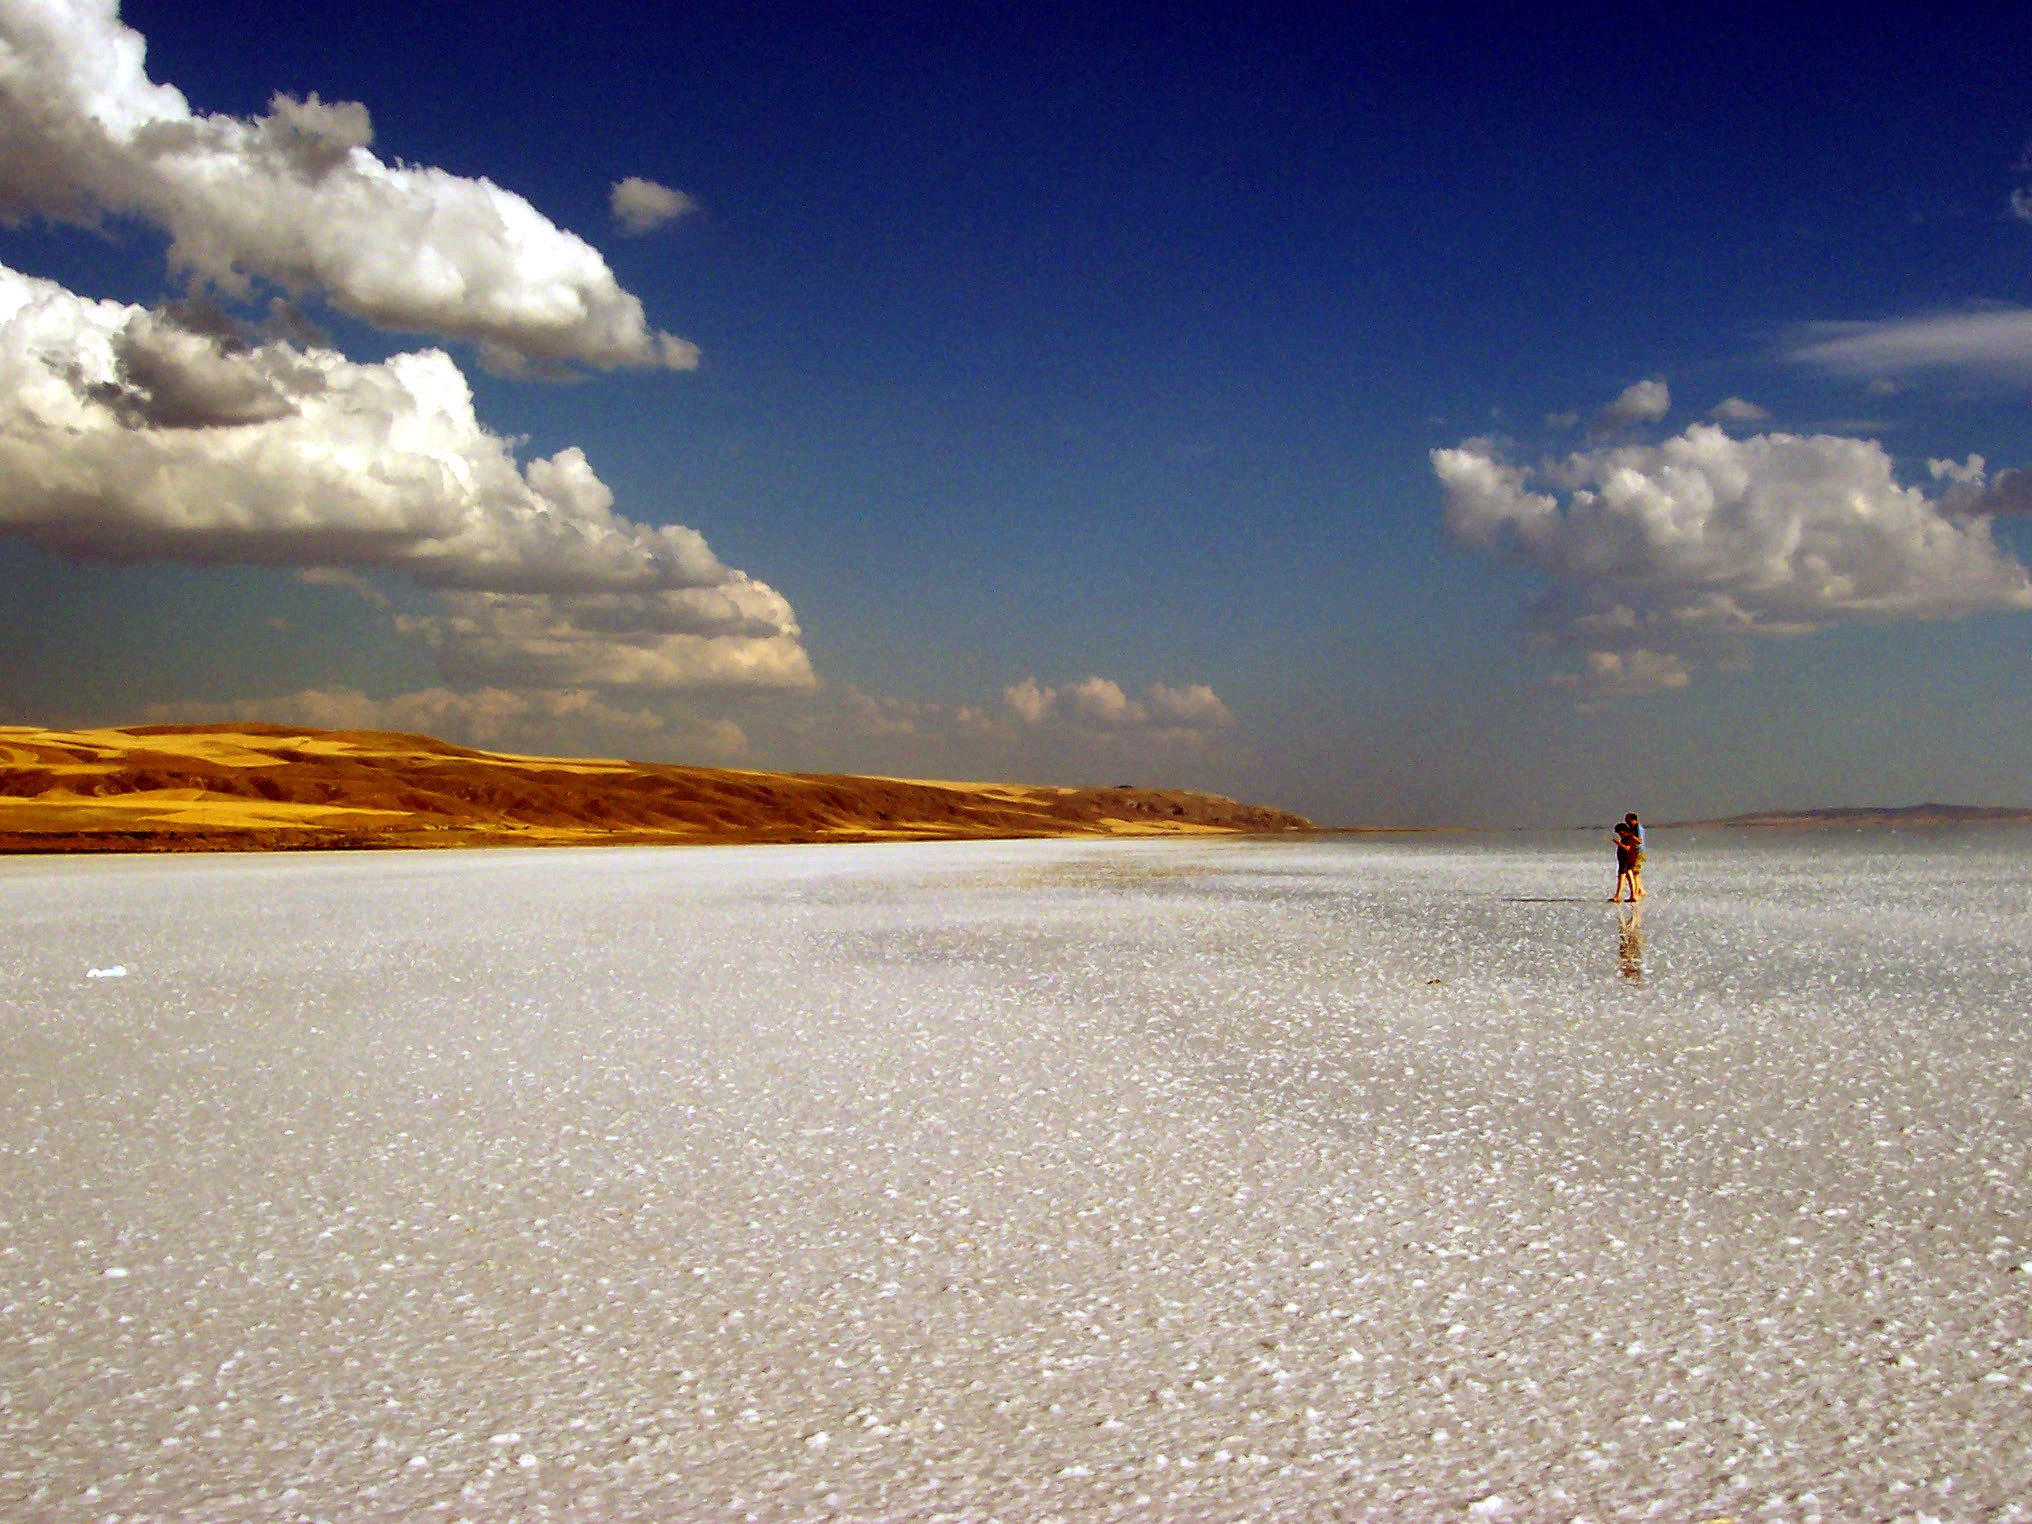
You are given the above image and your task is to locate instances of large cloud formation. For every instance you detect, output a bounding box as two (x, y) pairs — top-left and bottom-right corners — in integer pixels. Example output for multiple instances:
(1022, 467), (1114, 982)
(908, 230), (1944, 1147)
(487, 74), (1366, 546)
(0, 0), (694, 374)
(1434, 423), (2032, 696)
(0, 1), (811, 731)
(0, 261), (811, 692)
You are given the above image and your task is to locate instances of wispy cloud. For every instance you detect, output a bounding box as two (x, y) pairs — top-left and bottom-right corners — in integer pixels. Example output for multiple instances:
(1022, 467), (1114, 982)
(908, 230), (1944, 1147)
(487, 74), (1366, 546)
(1708, 396), (1770, 424)
(1787, 308), (2032, 383)
(295, 567), (390, 609)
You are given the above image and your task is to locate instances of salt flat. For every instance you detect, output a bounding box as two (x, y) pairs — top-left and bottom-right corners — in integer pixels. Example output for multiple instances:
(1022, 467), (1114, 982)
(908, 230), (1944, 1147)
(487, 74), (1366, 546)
(2, 833), (2030, 1521)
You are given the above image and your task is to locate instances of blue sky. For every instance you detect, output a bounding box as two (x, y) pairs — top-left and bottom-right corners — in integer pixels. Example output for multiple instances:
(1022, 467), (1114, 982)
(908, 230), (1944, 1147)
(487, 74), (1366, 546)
(2, 1), (2029, 825)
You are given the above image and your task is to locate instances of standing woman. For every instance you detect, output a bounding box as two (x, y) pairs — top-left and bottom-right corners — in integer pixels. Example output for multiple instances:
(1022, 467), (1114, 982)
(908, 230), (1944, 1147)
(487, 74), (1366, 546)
(1624, 813), (1647, 901)
(1609, 819), (1638, 902)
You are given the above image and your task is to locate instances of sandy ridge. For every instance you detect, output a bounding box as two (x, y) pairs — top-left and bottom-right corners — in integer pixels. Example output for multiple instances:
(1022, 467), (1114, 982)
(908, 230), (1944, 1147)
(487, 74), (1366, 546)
(0, 723), (1311, 852)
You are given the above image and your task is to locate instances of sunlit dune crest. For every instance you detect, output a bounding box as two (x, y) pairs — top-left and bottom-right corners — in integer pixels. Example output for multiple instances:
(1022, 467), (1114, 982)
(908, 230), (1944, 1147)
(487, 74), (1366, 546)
(0, 724), (1310, 852)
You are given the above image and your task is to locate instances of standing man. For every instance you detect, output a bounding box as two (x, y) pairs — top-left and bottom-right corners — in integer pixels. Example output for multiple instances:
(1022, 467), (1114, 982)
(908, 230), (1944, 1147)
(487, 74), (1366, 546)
(1609, 819), (1638, 902)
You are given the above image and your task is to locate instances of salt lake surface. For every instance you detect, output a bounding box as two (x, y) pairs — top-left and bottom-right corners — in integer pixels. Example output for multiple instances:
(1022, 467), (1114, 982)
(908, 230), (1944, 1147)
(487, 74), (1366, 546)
(3, 831), (2030, 1522)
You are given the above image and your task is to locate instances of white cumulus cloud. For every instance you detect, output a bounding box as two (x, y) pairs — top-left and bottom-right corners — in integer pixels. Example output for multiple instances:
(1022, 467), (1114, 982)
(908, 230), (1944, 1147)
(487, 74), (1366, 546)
(611, 177), (695, 235)
(0, 260), (811, 692)
(1143, 681), (1235, 728)
(0, 0), (694, 373)
(1002, 676), (1234, 739)
(1433, 423), (2032, 696)
(1593, 379), (1671, 433)
(1002, 677), (1056, 726)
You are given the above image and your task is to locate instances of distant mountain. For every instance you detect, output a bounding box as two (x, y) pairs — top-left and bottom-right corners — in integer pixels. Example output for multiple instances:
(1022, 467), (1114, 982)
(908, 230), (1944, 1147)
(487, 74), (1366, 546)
(1664, 803), (2032, 830)
(0, 722), (1311, 853)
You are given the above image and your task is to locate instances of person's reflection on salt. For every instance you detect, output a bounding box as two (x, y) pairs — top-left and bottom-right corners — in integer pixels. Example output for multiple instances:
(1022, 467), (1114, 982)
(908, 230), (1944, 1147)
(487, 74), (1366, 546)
(1617, 904), (1645, 982)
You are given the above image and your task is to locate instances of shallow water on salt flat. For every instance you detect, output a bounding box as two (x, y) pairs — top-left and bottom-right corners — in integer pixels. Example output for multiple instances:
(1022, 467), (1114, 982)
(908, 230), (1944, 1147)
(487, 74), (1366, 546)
(2, 831), (2030, 1521)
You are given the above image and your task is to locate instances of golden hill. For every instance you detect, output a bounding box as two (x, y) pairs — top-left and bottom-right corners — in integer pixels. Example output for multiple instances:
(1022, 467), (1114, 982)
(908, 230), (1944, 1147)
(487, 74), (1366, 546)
(0, 723), (1311, 853)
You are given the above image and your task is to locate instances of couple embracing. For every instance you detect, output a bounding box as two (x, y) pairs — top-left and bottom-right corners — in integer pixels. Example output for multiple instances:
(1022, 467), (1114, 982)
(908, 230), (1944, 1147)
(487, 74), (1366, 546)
(1610, 813), (1646, 903)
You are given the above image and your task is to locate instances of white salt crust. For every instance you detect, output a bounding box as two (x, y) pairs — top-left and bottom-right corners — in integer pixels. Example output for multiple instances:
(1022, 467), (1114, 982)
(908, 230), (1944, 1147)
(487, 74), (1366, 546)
(1, 831), (2028, 1520)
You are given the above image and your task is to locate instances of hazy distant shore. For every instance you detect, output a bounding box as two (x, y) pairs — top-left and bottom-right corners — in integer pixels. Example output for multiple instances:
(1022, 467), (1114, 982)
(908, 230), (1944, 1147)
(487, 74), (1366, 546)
(1663, 803), (2032, 830)
(0, 722), (1311, 853)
